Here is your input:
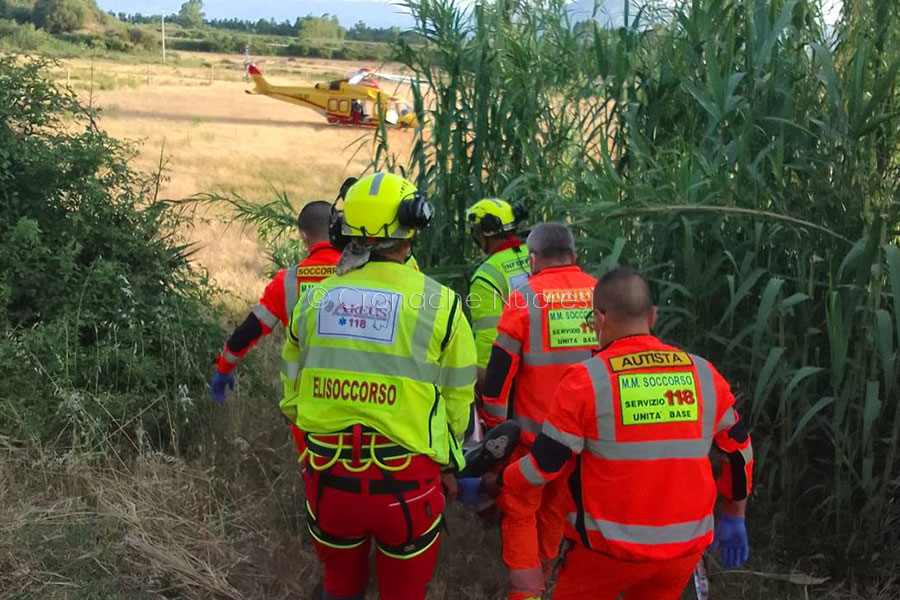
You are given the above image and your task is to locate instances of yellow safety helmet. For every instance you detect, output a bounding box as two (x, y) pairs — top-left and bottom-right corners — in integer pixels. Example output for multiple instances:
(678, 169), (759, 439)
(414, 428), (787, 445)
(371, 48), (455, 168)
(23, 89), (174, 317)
(338, 172), (433, 240)
(465, 198), (527, 237)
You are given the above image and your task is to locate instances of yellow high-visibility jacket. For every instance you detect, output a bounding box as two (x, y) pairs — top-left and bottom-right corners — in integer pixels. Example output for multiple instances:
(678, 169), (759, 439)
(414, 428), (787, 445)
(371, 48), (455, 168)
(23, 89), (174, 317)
(467, 244), (530, 369)
(280, 260), (476, 469)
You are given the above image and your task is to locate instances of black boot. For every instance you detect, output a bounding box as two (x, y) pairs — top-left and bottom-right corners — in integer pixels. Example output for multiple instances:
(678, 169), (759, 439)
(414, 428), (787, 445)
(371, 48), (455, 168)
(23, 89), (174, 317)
(457, 419), (521, 478)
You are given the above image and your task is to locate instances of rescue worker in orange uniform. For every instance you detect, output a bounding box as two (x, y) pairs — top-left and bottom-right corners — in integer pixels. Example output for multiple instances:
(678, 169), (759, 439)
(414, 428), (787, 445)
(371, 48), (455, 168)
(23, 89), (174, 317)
(481, 223), (600, 600)
(501, 268), (754, 599)
(281, 173), (476, 600)
(209, 200), (340, 456)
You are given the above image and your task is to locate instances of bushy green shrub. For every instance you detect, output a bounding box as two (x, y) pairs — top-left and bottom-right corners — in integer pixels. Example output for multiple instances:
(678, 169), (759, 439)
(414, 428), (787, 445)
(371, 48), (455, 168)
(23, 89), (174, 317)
(126, 25), (157, 50)
(0, 56), (221, 451)
(0, 17), (68, 51)
(32, 0), (86, 33)
(0, 0), (37, 22)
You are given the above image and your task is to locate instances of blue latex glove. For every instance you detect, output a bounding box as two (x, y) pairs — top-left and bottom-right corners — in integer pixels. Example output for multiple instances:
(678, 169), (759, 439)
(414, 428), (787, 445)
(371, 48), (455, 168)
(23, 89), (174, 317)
(457, 477), (482, 506)
(209, 371), (235, 404)
(712, 514), (749, 568)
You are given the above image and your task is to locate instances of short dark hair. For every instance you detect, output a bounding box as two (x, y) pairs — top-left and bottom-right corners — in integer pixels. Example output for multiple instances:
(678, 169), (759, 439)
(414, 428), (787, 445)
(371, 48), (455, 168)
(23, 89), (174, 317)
(297, 201), (332, 239)
(593, 267), (653, 321)
(526, 223), (576, 259)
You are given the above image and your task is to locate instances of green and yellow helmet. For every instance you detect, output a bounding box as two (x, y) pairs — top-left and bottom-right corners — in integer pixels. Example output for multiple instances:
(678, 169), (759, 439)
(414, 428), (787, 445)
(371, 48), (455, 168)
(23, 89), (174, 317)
(341, 172), (433, 239)
(465, 198), (526, 237)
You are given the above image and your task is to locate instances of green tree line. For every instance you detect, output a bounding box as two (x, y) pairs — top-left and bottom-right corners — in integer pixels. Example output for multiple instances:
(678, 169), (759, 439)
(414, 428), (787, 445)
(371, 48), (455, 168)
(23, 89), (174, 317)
(116, 8), (417, 43)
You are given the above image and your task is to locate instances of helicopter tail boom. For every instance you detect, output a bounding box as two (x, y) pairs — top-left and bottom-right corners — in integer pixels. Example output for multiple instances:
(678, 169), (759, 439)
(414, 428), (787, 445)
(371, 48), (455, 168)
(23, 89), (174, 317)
(246, 64), (271, 94)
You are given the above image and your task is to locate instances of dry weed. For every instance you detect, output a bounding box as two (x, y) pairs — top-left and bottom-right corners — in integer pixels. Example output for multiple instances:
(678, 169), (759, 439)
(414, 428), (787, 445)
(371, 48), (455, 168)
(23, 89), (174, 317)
(1, 427), (898, 600)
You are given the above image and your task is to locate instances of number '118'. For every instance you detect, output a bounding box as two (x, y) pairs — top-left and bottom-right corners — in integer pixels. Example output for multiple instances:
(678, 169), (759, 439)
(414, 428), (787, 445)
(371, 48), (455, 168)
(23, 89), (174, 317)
(664, 389), (695, 405)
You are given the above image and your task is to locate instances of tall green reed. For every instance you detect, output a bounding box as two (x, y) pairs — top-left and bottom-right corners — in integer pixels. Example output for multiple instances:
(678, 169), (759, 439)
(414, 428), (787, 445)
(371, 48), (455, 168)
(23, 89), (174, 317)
(372, 0), (900, 554)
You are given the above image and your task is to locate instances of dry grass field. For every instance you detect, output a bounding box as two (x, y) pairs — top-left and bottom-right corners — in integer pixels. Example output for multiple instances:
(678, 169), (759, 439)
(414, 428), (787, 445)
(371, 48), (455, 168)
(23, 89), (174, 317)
(50, 53), (412, 303)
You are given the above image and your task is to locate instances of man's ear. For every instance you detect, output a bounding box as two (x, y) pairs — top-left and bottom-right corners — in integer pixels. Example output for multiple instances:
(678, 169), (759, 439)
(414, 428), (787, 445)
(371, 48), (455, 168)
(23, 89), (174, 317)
(528, 253), (536, 274)
(594, 309), (606, 343)
(299, 229), (309, 248)
(648, 306), (658, 330)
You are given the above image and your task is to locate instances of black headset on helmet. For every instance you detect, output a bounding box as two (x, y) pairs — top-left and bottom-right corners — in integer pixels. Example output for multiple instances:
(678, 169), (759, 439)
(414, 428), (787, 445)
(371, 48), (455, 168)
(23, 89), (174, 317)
(328, 176), (356, 251)
(328, 175), (433, 251)
(471, 201), (528, 237)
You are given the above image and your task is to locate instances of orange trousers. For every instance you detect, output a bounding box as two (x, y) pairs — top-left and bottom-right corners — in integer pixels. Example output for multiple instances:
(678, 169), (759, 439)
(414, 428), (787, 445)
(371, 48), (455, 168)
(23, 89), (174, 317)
(498, 444), (574, 600)
(552, 543), (703, 600)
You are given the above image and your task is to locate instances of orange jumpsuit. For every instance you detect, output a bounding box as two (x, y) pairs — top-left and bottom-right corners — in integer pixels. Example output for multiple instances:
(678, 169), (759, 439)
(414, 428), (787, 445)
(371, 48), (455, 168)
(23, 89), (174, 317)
(214, 241), (341, 452)
(481, 265), (599, 600)
(502, 334), (754, 600)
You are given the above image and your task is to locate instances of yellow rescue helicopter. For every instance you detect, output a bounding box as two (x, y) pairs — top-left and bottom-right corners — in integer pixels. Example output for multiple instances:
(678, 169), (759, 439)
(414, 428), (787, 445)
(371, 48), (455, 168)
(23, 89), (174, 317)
(245, 64), (419, 129)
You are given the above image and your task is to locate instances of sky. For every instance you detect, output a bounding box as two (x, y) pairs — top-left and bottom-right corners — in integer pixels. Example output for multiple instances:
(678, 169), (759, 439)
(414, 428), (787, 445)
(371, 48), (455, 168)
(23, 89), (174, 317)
(95, 0), (843, 31)
(95, 0), (640, 28)
(95, 0), (417, 28)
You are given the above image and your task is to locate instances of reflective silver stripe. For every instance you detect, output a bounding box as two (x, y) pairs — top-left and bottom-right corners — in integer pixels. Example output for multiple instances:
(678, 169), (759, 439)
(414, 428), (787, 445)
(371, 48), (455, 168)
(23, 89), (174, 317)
(284, 266), (299, 321)
(586, 357), (616, 441)
(522, 284), (542, 351)
(282, 359), (301, 380)
(472, 315), (500, 331)
(586, 438), (713, 460)
(494, 332), (523, 355)
(738, 442), (754, 464)
(520, 283), (592, 367)
(523, 349), (593, 366)
(222, 348), (241, 364)
(415, 278), (473, 389)
(586, 354), (718, 461)
(515, 414), (542, 434)
(569, 513), (714, 546)
(542, 421), (584, 453)
(716, 407), (738, 434)
(692, 355), (718, 439)
(369, 172), (386, 195)
(412, 277), (442, 357)
(438, 365), (475, 388)
(303, 346), (440, 383)
(519, 456), (550, 486)
(478, 263), (507, 295)
(252, 304), (280, 329)
(483, 403), (508, 418)
(294, 287), (315, 365)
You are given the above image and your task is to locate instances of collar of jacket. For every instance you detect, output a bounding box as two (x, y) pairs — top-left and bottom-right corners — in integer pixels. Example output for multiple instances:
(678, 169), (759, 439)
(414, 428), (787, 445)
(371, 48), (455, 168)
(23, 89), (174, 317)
(489, 236), (524, 255)
(530, 264), (582, 278)
(307, 241), (336, 257)
(600, 333), (658, 353)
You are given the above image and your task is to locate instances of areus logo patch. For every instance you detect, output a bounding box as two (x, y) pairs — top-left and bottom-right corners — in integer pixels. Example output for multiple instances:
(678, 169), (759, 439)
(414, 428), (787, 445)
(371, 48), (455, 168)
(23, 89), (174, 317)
(316, 287), (401, 344)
